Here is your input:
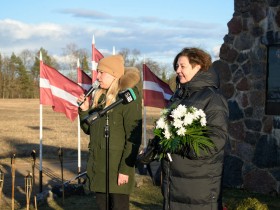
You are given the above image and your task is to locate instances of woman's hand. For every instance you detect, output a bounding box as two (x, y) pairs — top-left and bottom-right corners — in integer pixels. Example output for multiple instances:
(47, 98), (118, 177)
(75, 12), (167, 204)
(118, 173), (129, 186)
(77, 94), (90, 111)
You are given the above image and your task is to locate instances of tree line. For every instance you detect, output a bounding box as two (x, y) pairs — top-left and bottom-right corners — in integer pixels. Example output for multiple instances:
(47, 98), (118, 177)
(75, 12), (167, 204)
(0, 44), (176, 99)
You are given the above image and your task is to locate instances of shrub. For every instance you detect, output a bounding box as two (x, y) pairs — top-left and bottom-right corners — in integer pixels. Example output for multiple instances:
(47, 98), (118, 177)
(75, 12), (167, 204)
(236, 197), (268, 210)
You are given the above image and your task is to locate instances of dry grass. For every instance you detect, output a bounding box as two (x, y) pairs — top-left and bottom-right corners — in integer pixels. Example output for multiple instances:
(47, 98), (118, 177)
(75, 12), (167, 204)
(0, 99), (89, 158)
(0, 99), (161, 158)
(0, 99), (162, 209)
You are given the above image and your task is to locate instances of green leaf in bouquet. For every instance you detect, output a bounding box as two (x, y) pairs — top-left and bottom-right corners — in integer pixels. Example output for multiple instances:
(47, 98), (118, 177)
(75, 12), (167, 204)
(170, 136), (180, 152)
(153, 105), (215, 160)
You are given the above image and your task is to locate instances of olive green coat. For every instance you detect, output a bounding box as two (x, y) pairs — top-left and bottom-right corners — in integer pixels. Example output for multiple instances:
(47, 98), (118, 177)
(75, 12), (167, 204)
(79, 70), (142, 194)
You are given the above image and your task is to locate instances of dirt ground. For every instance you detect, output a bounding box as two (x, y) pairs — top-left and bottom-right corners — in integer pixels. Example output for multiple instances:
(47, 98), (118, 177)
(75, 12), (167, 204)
(0, 157), (88, 209)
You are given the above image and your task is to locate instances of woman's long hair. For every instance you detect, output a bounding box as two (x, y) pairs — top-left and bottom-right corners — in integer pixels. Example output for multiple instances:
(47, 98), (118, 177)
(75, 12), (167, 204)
(92, 78), (121, 108)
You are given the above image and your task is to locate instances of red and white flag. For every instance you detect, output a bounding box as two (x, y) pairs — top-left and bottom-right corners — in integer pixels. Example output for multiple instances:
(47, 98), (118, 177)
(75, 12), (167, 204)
(40, 61), (84, 121)
(92, 35), (104, 82)
(143, 64), (173, 109)
(77, 59), (92, 91)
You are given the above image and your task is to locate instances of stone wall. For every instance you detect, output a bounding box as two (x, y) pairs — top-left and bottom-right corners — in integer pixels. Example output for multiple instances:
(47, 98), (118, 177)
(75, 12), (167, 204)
(214, 0), (280, 195)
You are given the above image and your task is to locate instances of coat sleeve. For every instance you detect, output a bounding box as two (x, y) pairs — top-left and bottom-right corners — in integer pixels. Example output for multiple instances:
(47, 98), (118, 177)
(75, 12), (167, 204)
(206, 94), (229, 153)
(118, 87), (142, 174)
(78, 108), (91, 135)
(186, 92), (229, 160)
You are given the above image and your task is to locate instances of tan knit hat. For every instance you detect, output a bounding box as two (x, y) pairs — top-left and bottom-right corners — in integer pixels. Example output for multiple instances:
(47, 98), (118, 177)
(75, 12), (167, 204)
(97, 55), (125, 78)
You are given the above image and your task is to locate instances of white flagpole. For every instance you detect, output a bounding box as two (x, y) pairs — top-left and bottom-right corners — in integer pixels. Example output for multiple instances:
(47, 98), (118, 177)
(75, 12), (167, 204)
(39, 51), (43, 192)
(144, 107), (147, 148)
(112, 46), (115, 55)
(143, 56), (147, 149)
(92, 34), (98, 83)
(142, 57), (148, 172)
(77, 59), (81, 178)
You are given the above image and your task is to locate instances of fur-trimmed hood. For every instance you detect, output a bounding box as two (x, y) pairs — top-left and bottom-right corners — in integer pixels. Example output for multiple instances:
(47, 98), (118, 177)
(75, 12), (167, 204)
(119, 67), (140, 90)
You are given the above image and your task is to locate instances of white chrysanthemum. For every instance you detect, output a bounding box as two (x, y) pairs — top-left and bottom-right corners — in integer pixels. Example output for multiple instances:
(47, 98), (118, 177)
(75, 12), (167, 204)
(163, 124), (172, 139)
(200, 117), (207, 126)
(173, 118), (183, 128)
(161, 108), (169, 116)
(192, 106), (198, 111)
(197, 109), (206, 118)
(183, 112), (194, 125)
(189, 106), (197, 114)
(156, 117), (166, 129)
(171, 104), (187, 119)
(192, 108), (201, 119)
(153, 105), (212, 159)
(176, 126), (186, 136)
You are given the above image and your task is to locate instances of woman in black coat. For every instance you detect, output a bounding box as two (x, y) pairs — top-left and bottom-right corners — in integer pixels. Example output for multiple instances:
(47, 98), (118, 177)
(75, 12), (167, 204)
(161, 47), (229, 210)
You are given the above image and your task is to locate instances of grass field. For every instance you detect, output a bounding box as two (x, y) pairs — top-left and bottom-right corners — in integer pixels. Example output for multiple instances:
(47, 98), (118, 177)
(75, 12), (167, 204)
(0, 99), (162, 209)
(0, 99), (280, 210)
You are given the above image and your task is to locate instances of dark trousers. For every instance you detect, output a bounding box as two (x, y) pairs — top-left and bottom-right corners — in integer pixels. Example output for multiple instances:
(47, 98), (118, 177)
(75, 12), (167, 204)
(95, 192), (129, 210)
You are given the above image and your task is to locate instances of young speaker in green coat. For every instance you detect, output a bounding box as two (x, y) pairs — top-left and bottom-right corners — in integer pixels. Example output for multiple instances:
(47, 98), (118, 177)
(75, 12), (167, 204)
(78, 55), (142, 210)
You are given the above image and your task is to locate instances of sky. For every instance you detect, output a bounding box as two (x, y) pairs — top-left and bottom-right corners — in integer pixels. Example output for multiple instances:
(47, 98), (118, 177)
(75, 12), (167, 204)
(0, 0), (234, 68)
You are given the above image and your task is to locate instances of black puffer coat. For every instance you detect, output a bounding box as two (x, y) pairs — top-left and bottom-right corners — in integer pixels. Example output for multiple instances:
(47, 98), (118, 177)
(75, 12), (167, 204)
(161, 67), (229, 210)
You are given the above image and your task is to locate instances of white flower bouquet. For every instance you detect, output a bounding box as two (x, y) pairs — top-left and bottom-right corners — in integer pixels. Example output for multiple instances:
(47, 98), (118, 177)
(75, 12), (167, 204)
(154, 104), (214, 160)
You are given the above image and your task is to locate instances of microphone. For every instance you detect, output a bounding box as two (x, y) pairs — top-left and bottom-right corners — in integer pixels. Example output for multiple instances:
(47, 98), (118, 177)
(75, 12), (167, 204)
(83, 88), (136, 125)
(78, 80), (99, 106)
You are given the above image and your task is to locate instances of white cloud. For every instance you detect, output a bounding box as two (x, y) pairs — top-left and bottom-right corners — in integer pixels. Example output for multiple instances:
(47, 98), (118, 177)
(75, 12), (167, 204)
(0, 19), (66, 40)
(0, 9), (227, 68)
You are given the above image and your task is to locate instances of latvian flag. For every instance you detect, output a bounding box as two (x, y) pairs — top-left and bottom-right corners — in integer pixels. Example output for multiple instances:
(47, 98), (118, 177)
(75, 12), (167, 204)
(77, 65), (92, 92)
(143, 64), (173, 109)
(40, 61), (84, 121)
(92, 35), (104, 82)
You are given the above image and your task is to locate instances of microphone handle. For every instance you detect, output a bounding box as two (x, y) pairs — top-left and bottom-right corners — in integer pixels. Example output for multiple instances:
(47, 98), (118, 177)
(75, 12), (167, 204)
(78, 86), (96, 107)
(77, 98), (87, 107)
(85, 86), (96, 97)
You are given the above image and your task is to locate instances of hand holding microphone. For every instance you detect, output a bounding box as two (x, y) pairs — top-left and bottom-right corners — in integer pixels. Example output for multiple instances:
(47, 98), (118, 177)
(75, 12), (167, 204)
(77, 81), (99, 109)
(77, 95), (90, 111)
(82, 88), (137, 125)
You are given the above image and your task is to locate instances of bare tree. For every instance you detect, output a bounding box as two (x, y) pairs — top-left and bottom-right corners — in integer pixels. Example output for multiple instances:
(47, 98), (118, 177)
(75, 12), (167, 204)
(119, 48), (140, 67)
(62, 44), (89, 69)
(19, 49), (35, 71)
(62, 43), (90, 80)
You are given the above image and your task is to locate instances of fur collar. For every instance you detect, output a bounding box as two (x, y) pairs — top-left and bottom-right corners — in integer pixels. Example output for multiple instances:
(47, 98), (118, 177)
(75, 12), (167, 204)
(119, 67), (140, 90)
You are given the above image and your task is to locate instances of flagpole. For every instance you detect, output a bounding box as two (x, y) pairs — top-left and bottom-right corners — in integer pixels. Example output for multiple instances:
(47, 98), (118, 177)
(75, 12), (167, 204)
(142, 60), (148, 174)
(92, 34), (97, 83)
(77, 115), (81, 180)
(39, 51), (43, 192)
(77, 59), (81, 180)
(112, 46), (115, 55)
(91, 34), (104, 82)
(143, 58), (147, 149)
(143, 106), (147, 149)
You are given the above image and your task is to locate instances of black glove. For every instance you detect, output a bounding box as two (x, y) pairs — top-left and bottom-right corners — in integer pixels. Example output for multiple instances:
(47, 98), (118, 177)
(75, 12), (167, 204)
(137, 136), (161, 164)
